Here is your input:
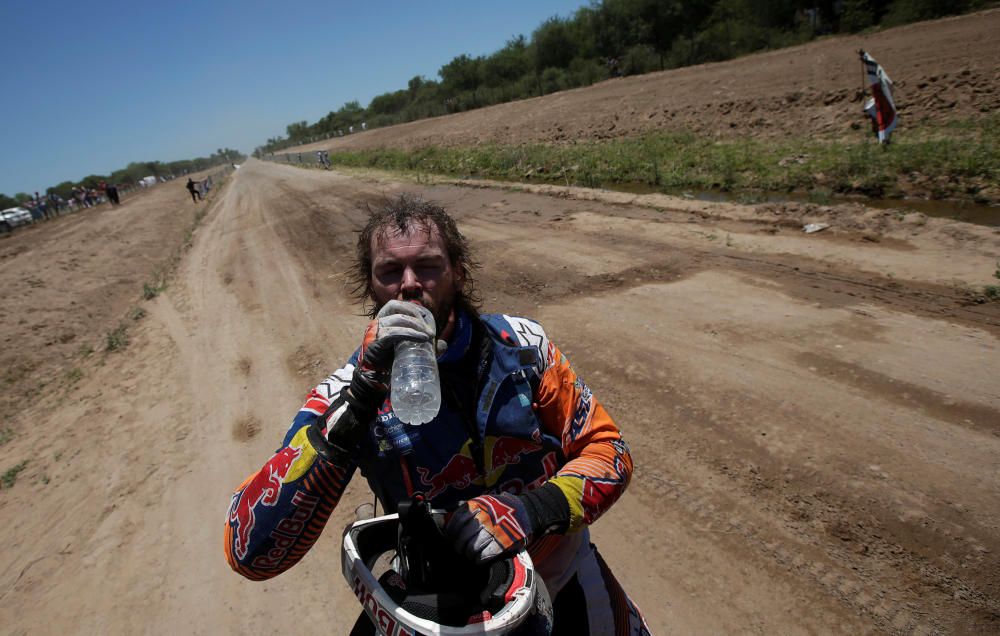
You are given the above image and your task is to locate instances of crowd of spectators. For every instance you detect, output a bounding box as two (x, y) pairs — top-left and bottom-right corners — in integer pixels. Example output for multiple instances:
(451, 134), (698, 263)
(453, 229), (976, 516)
(23, 182), (128, 222)
(6, 167), (230, 234)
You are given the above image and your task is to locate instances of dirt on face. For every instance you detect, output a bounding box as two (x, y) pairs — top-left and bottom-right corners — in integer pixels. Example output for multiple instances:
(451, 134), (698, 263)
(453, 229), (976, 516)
(1, 12), (999, 636)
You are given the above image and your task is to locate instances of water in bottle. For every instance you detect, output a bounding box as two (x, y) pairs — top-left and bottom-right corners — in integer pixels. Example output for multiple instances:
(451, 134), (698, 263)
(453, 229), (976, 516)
(390, 340), (441, 425)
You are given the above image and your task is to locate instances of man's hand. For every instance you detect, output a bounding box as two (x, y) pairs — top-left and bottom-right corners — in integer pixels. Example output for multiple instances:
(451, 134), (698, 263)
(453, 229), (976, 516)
(445, 484), (572, 565)
(346, 300), (435, 418)
(445, 493), (533, 565)
(318, 301), (435, 459)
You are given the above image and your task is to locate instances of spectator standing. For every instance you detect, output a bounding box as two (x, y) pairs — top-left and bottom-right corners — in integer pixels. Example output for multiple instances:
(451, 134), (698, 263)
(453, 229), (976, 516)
(25, 197), (42, 222)
(186, 178), (201, 203)
(47, 192), (65, 215)
(35, 192), (52, 220)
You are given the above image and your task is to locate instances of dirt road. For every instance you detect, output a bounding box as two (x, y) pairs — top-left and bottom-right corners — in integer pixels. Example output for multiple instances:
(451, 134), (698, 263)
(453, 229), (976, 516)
(2, 157), (997, 634)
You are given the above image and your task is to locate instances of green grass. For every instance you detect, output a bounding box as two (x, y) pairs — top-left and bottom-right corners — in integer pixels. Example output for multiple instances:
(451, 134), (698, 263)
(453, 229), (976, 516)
(2, 461), (28, 489)
(64, 368), (83, 384)
(0, 428), (13, 446)
(105, 324), (129, 352)
(315, 117), (999, 202)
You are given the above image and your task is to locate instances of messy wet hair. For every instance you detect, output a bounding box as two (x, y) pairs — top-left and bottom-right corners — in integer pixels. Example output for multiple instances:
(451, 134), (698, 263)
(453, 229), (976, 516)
(350, 194), (480, 318)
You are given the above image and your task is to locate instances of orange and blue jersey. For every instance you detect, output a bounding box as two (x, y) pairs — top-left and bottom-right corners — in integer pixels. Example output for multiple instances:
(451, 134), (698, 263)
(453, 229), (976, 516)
(224, 310), (633, 596)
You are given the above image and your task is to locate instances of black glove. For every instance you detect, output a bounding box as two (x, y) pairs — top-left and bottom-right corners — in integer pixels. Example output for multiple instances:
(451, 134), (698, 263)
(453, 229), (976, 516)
(445, 483), (571, 565)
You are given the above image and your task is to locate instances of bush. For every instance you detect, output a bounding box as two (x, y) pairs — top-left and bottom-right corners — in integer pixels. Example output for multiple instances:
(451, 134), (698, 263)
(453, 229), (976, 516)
(540, 67), (569, 95)
(841, 0), (877, 32)
(142, 282), (161, 300)
(622, 44), (659, 76)
(106, 325), (129, 352)
(2, 461), (28, 489)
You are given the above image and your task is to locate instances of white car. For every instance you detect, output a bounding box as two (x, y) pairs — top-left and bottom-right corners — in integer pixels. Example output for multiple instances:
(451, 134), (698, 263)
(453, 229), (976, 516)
(1, 207), (32, 229)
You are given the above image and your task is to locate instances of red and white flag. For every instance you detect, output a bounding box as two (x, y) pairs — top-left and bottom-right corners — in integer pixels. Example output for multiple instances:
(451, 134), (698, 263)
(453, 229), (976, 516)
(860, 50), (897, 144)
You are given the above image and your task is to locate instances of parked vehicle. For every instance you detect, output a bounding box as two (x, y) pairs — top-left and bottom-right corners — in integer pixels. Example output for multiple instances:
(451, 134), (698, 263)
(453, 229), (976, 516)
(1, 207), (33, 229)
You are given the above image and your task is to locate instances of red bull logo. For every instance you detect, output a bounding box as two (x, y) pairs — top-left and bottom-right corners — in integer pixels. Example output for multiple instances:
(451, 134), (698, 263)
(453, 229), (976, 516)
(488, 436), (539, 470)
(228, 445), (303, 561)
(415, 436), (543, 500)
(416, 453), (479, 500)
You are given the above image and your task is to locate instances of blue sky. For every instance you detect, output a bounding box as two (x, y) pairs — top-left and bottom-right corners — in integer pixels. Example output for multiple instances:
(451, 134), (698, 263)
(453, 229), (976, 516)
(0, 0), (587, 195)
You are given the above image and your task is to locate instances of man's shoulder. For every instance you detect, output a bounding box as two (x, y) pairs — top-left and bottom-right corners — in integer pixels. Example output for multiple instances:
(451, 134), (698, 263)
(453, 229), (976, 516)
(478, 313), (552, 367)
(478, 312), (546, 340)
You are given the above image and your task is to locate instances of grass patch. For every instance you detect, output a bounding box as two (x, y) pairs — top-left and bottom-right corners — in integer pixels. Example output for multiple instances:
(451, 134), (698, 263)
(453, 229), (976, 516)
(142, 282), (163, 300)
(105, 324), (129, 352)
(984, 285), (1000, 301)
(0, 428), (13, 446)
(64, 367), (83, 384)
(128, 306), (146, 321)
(2, 461), (28, 489)
(315, 116), (1000, 202)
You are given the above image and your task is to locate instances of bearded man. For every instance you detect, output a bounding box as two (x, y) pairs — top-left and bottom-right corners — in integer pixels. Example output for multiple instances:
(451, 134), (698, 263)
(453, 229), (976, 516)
(225, 195), (649, 634)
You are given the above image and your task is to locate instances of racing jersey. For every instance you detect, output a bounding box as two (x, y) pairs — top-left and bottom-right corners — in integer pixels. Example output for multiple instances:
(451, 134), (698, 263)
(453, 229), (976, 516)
(224, 311), (633, 595)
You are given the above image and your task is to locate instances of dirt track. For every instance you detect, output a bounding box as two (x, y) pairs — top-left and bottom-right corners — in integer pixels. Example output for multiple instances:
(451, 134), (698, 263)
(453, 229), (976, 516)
(2, 10), (1000, 635)
(1, 156), (997, 634)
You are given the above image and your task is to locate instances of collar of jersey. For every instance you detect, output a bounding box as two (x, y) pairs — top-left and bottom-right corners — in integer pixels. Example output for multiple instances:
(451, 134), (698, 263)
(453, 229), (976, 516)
(438, 308), (471, 364)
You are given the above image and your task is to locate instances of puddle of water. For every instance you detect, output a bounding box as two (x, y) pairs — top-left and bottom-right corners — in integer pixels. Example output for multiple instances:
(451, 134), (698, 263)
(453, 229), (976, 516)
(597, 181), (1000, 227)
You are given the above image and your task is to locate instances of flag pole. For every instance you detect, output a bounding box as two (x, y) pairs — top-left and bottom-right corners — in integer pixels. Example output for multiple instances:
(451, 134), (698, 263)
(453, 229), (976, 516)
(858, 49), (868, 102)
(858, 49), (874, 142)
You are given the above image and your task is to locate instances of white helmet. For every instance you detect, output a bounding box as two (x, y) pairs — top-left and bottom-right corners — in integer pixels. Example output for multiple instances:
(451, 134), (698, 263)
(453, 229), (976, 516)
(341, 498), (553, 635)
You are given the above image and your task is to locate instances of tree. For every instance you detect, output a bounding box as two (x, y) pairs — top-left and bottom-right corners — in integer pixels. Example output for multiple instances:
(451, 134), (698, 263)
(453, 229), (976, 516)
(407, 75), (426, 100)
(286, 120), (309, 142)
(439, 54), (482, 105)
(481, 36), (531, 89)
(47, 181), (77, 198)
(840, 0), (876, 31)
(532, 16), (577, 73)
(369, 89), (410, 117)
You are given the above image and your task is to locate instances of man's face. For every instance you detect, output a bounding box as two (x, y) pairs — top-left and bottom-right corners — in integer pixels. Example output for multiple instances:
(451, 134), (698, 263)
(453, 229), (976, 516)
(370, 222), (464, 333)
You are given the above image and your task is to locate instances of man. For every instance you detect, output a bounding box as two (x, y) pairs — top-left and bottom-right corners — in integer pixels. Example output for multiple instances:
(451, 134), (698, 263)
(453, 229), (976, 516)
(185, 178), (201, 203)
(224, 195), (649, 634)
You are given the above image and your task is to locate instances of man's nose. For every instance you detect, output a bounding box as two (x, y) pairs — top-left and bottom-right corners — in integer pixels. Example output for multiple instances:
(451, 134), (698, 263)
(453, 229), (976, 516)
(400, 267), (421, 294)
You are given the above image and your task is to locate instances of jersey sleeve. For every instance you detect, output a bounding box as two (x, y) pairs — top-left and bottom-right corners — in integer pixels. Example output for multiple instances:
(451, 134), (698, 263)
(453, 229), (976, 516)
(224, 364), (357, 580)
(532, 337), (633, 533)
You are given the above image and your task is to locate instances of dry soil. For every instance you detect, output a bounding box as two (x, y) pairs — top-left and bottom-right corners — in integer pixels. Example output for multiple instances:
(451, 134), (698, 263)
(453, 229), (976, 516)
(1, 11), (999, 636)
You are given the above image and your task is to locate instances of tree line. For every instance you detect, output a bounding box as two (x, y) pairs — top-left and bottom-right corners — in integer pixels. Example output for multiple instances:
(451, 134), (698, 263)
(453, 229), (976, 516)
(0, 148), (246, 210)
(254, 0), (988, 157)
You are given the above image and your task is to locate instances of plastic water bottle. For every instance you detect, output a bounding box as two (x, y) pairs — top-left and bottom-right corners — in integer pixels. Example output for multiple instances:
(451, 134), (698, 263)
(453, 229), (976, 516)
(390, 311), (441, 425)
